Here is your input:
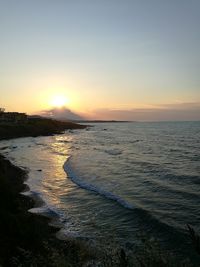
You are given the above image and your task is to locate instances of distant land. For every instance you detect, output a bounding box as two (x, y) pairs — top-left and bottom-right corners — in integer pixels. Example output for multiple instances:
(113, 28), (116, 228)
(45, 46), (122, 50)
(38, 107), (132, 123)
(38, 105), (200, 122)
(66, 120), (132, 123)
(0, 112), (86, 140)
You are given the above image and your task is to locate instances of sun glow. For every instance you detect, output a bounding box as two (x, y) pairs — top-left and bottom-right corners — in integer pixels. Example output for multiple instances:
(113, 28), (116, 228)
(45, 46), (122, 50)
(51, 95), (68, 108)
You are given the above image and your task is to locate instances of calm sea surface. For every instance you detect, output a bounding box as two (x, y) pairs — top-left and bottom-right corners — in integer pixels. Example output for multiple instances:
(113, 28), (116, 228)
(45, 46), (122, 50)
(0, 122), (200, 256)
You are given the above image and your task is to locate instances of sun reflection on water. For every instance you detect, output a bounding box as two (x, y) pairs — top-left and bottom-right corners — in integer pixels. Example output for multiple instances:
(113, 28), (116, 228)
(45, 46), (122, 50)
(15, 134), (76, 209)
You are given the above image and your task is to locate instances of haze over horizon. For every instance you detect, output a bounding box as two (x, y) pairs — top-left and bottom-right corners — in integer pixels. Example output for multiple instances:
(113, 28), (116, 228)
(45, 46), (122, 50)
(0, 0), (200, 121)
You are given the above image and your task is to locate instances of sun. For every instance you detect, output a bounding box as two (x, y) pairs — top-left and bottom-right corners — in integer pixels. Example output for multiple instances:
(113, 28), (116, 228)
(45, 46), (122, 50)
(51, 95), (68, 108)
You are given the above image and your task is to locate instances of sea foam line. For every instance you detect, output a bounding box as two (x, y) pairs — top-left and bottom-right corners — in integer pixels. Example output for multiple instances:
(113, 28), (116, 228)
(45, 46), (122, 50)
(63, 158), (134, 210)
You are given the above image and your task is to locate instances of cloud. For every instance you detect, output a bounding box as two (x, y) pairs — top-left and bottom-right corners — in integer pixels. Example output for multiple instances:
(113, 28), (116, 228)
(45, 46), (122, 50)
(91, 102), (200, 121)
(40, 107), (84, 121)
(154, 102), (200, 110)
(38, 102), (200, 121)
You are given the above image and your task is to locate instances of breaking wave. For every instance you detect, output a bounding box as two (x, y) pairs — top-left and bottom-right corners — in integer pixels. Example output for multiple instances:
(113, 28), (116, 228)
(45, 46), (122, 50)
(63, 157), (133, 210)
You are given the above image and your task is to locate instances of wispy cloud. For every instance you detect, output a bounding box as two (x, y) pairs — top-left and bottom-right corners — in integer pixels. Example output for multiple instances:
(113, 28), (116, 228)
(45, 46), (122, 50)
(37, 102), (200, 121)
(90, 102), (200, 121)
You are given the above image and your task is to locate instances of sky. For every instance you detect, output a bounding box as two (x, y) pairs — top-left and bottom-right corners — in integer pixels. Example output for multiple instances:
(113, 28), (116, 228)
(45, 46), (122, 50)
(0, 0), (200, 120)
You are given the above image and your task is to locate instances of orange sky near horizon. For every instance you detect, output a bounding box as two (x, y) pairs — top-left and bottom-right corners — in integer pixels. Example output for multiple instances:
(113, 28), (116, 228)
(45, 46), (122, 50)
(0, 1), (200, 120)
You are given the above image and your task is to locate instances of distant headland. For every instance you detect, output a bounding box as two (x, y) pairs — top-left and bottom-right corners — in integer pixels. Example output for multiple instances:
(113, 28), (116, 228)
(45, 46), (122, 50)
(0, 108), (86, 140)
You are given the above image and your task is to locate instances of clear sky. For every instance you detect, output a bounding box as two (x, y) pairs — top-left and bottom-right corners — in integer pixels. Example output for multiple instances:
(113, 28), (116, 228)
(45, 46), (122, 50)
(0, 0), (200, 120)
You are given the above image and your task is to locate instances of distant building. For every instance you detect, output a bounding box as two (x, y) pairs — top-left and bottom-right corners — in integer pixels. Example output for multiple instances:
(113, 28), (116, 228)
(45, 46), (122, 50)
(0, 109), (28, 123)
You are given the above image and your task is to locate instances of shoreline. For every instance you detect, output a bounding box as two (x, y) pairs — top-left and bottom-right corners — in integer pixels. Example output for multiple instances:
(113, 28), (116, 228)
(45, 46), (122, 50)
(0, 121), (199, 266)
(0, 129), (131, 266)
(0, 117), (87, 140)
(0, 120), (96, 266)
(0, 148), (124, 267)
(0, 153), (94, 266)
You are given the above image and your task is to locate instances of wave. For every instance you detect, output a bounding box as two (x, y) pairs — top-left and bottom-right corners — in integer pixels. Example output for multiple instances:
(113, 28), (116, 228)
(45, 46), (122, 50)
(21, 190), (60, 218)
(104, 149), (122, 155)
(29, 206), (59, 218)
(58, 140), (70, 143)
(63, 158), (133, 210)
(63, 157), (190, 246)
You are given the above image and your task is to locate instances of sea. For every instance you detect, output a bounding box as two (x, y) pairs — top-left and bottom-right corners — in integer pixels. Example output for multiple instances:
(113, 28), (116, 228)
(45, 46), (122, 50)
(0, 121), (200, 259)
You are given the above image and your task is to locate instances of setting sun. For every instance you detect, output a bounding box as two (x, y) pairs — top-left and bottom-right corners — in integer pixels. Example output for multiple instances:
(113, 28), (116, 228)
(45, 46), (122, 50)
(51, 95), (68, 108)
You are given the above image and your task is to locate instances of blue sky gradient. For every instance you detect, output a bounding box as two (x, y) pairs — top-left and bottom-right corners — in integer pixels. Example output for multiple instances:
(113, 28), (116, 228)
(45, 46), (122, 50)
(0, 0), (199, 120)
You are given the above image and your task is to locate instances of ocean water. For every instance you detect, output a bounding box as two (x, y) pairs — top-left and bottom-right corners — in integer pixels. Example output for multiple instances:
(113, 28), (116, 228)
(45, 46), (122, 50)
(0, 121), (200, 257)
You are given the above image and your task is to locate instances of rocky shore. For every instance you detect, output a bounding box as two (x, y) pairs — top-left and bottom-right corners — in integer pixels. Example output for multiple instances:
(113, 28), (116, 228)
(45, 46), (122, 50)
(0, 119), (93, 266)
(0, 154), (93, 266)
(0, 117), (86, 140)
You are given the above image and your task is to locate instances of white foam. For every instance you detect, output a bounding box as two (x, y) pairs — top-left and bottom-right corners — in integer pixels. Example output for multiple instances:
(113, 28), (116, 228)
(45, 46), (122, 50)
(104, 149), (122, 155)
(28, 206), (59, 218)
(63, 158), (134, 210)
